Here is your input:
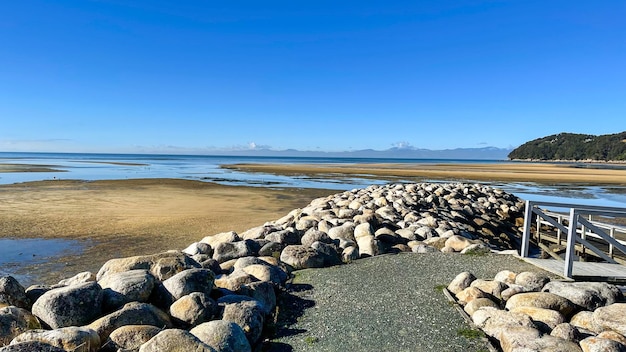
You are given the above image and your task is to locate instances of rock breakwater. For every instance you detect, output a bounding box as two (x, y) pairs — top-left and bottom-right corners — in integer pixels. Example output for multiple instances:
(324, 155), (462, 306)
(1, 182), (527, 351)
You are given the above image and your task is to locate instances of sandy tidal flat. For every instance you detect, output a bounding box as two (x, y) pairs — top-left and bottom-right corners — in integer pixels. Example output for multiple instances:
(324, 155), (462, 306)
(0, 179), (334, 284)
(223, 162), (626, 185)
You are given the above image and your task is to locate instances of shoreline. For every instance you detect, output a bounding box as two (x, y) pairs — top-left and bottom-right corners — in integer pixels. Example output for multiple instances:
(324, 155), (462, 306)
(0, 178), (335, 285)
(222, 162), (626, 185)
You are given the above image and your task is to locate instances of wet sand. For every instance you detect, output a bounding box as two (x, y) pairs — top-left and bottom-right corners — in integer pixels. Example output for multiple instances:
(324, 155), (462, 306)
(223, 162), (626, 185)
(0, 179), (334, 285)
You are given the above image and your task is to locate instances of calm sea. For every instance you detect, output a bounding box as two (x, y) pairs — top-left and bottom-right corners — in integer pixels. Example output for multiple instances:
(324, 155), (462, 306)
(1, 151), (626, 207)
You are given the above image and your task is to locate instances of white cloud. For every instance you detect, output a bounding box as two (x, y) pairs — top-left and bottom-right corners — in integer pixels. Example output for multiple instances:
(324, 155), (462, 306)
(392, 141), (413, 149)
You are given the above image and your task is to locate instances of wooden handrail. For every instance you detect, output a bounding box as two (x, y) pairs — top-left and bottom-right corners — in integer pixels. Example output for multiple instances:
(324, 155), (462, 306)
(521, 200), (626, 278)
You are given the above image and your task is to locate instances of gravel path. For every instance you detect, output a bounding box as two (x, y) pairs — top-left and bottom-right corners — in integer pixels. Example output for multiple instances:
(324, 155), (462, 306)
(266, 252), (555, 352)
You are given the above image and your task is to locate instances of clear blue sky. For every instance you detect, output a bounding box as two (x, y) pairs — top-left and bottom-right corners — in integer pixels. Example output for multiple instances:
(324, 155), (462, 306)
(1, 1), (625, 153)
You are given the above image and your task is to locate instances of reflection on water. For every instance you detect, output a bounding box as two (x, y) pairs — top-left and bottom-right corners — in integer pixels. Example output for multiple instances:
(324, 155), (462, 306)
(0, 238), (86, 286)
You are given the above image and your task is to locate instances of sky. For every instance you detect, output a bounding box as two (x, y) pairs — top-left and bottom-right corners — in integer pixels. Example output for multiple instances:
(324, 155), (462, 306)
(1, 0), (625, 154)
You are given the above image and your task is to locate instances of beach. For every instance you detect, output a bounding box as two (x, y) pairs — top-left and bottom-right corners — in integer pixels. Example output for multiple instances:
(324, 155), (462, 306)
(2, 160), (626, 285)
(223, 161), (626, 184)
(0, 178), (334, 285)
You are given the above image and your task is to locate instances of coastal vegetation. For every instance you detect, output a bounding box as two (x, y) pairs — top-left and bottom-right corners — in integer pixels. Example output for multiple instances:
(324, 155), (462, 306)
(508, 131), (626, 161)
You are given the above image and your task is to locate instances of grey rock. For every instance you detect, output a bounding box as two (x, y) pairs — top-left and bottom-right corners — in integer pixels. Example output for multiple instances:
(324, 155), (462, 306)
(190, 320), (251, 352)
(183, 242), (213, 257)
(57, 272), (95, 287)
(98, 270), (155, 311)
(87, 302), (172, 342)
(24, 285), (51, 306)
(542, 281), (623, 311)
(448, 271), (477, 295)
(463, 297), (499, 316)
(240, 281), (276, 316)
(213, 241), (255, 263)
(579, 336), (626, 352)
(10, 327), (100, 352)
(300, 229), (332, 248)
(510, 306), (566, 332)
(505, 292), (578, 319)
(0, 341), (66, 352)
(96, 252), (200, 282)
(242, 264), (287, 285)
(31, 281), (102, 329)
(472, 308), (537, 340)
(200, 231), (240, 248)
(222, 300), (265, 345)
(550, 323), (580, 342)
(0, 277), (28, 309)
(0, 307), (31, 346)
(138, 329), (216, 352)
(494, 270), (517, 284)
(500, 326), (582, 352)
(233, 257), (269, 271)
(327, 223), (356, 242)
(258, 242), (283, 257)
(515, 271), (550, 292)
(102, 325), (162, 352)
(214, 271), (257, 292)
(280, 245), (325, 270)
(169, 293), (217, 328)
(592, 303), (626, 336)
(162, 268), (215, 302)
(264, 228), (300, 245)
(311, 241), (342, 266)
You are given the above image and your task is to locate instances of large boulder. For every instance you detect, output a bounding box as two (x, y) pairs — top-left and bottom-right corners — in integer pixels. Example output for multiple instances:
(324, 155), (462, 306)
(279, 245), (325, 270)
(10, 327), (100, 352)
(579, 336), (626, 352)
(213, 241), (255, 263)
(239, 282), (276, 316)
(505, 292), (579, 319)
(169, 293), (217, 328)
(509, 307), (566, 332)
(0, 341), (66, 351)
(31, 281), (102, 329)
(222, 300), (265, 345)
(1, 307), (39, 347)
(241, 265), (286, 285)
(542, 281), (623, 311)
(96, 252), (200, 281)
(57, 272), (96, 287)
(472, 308), (536, 340)
(138, 329), (216, 352)
(87, 302), (172, 342)
(592, 303), (626, 336)
(514, 271), (550, 292)
(214, 270), (257, 292)
(448, 271), (476, 295)
(0, 278), (29, 309)
(101, 325), (162, 352)
(190, 320), (251, 352)
(98, 270), (156, 311)
(499, 326), (582, 352)
(162, 269), (215, 302)
(200, 231), (239, 248)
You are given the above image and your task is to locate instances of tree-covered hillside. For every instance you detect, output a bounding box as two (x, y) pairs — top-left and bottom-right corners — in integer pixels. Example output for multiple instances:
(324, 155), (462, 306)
(508, 132), (626, 161)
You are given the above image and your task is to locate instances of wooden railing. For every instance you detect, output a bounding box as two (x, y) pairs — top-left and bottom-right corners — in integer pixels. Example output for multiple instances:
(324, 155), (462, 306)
(520, 200), (626, 278)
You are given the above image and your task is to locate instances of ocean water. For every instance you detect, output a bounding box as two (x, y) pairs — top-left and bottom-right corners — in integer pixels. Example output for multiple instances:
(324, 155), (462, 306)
(1, 152), (626, 206)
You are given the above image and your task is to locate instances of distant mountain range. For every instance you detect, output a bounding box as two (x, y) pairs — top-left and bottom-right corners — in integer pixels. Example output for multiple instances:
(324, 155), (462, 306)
(508, 131), (626, 161)
(208, 146), (513, 160)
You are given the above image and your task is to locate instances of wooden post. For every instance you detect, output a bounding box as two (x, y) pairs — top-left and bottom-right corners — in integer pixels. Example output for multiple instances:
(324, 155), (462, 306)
(564, 208), (578, 278)
(610, 227), (615, 258)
